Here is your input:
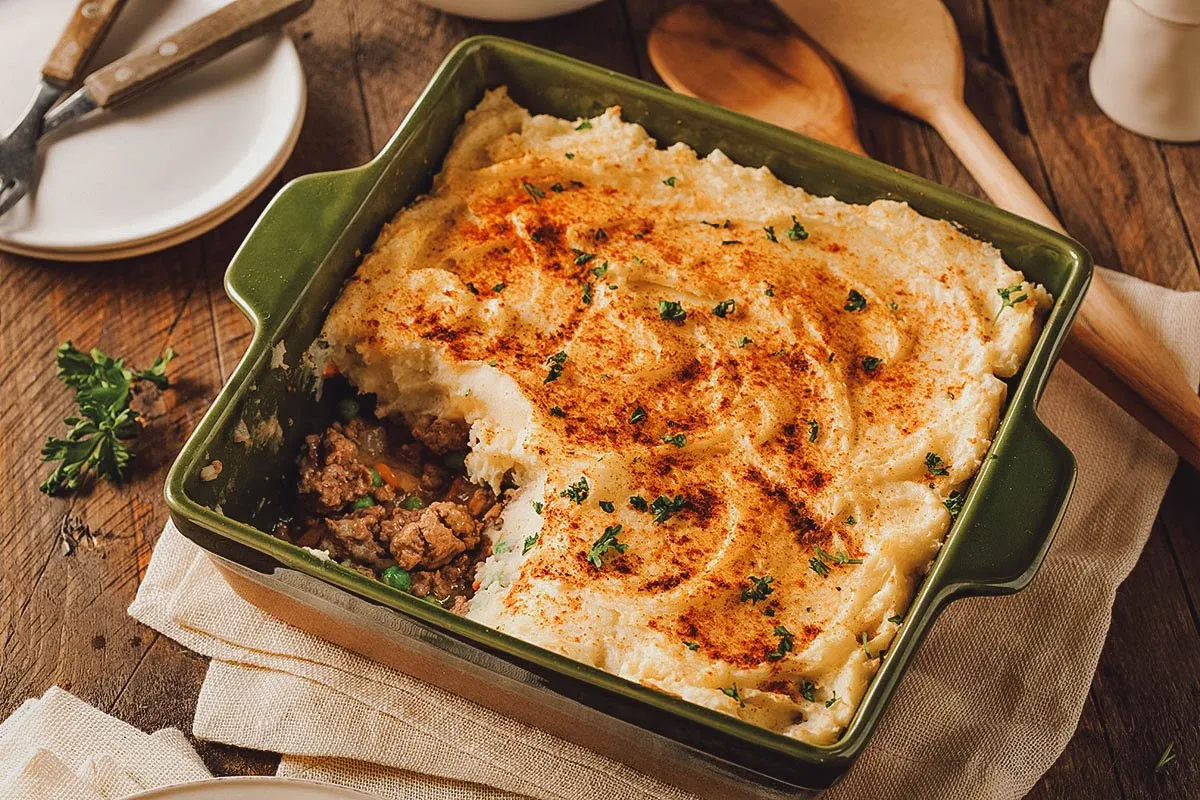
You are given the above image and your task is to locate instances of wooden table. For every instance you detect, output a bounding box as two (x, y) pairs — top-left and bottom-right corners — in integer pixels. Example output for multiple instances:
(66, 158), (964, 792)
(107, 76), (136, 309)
(1, 0), (1197, 796)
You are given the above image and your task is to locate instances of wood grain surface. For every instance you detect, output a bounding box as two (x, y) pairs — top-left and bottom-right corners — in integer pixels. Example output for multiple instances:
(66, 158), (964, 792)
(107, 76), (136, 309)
(1, 0), (1196, 796)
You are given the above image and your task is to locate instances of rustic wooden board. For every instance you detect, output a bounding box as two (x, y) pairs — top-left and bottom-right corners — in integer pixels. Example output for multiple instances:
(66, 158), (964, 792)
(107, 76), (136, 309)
(0, 0), (1196, 794)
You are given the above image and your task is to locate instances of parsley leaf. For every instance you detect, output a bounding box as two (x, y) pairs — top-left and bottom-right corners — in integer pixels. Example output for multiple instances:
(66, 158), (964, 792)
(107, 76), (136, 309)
(844, 289), (867, 312)
(721, 683), (745, 707)
(575, 119), (593, 130)
(663, 176), (677, 186)
(549, 406), (566, 417)
(712, 299), (736, 318)
(925, 452), (950, 476)
(764, 283), (776, 297)
(996, 283), (1029, 319)
(522, 181), (544, 203)
(741, 575), (775, 603)
(629, 495), (649, 511)
(887, 615), (903, 625)
(591, 261), (609, 279)
(787, 215), (808, 241)
(825, 690), (839, 708)
(658, 300), (687, 322)
(40, 342), (175, 496)
(544, 350), (567, 383)
(860, 631), (875, 658)
(661, 432), (686, 448)
(806, 419), (819, 442)
(581, 282), (593, 305)
(861, 355), (883, 373)
(629, 406), (647, 424)
(737, 336), (752, 348)
(492, 282), (507, 293)
(599, 500), (615, 513)
(944, 490), (965, 518)
(809, 556), (830, 577)
(565, 152), (575, 159)
(684, 641), (700, 651)
(560, 476), (590, 504)
(800, 679), (816, 702)
(586, 524), (626, 567)
(531, 501), (544, 515)
(766, 625), (795, 661)
(764, 226), (778, 243)
(522, 533), (539, 554)
(572, 248), (596, 265)
(649, 494), (686, 523)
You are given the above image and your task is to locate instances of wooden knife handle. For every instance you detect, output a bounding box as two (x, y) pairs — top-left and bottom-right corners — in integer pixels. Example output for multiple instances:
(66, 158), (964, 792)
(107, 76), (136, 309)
(930, 99), (1200, 468)
(82, 0), (313, 108)
(42, 0), (129, 85)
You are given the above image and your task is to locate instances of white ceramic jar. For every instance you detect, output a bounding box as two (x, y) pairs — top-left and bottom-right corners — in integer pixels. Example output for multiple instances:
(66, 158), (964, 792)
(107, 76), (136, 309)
(1089, 0), (1200, 141)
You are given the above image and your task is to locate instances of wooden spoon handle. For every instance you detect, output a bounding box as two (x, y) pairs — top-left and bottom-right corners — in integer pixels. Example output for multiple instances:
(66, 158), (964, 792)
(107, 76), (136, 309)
(82, 0), (313, 108)
(42, 0), (129, 86)
(929, 100), (1200, 466)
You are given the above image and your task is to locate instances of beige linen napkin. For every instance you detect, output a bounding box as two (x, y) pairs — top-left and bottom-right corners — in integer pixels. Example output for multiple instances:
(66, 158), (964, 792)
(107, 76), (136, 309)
(129, 269), (1200, 799)
(0, 687), (212, 799)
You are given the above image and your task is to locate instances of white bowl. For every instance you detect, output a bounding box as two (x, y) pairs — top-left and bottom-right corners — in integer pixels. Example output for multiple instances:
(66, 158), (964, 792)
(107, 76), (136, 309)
(414, 0), (603, 21)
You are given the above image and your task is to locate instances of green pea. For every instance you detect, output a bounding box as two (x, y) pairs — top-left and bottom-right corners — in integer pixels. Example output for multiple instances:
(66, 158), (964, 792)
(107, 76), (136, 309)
(351, 495), (375, 510)
(334, 397), (360, 422)
(400, 495), (425, 511)
(369, 467), (383, 487)
(381, 566), (411, 591)
(441, 450), (467, 471)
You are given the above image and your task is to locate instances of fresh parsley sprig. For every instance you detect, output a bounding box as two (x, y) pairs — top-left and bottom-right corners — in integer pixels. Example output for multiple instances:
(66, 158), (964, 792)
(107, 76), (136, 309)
(586, 524), (626, 567)
(40, 342), (175, 496)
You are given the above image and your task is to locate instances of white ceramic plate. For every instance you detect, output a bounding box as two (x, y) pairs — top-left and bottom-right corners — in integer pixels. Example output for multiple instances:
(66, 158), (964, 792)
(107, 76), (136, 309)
(129, 777), (378, 799)
(0, 0), (305, 256)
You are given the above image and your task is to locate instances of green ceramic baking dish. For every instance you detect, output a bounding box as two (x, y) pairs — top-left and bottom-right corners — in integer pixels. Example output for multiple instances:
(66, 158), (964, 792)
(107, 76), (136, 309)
(165, 36), (1090, 796)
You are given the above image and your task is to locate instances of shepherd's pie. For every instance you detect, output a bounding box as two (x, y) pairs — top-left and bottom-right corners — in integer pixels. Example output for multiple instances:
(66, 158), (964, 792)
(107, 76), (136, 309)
(290, 88), (1050, 745)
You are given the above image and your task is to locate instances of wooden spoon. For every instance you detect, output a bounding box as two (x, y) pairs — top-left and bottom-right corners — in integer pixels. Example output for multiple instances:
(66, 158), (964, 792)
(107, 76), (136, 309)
(648, 4), (865, 154)
(649, 1), (1200, 468)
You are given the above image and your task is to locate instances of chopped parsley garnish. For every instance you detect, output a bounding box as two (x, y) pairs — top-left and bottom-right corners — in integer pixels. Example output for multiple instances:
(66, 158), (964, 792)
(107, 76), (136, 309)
(888, 301), (899, 311)
(570, 180), (585, 188)
(591, 261), (609, 279)
(40, 342), (175, 496)
(684, 641), (700, 651)
(1155, 741), (1177, 774)
(487, 359), (498, 367)
(522, 181), (544, 203)
(845, 515), (857, 525)
(702, 219), (733, 229)
(721, 239), (742, 245)
(549, 406), (566, 417)
(565, 152), (575, 159)
(586, 524), (626, 567)
(544, 350), (567, 383)
(594, 228), (608, 241)
(996, 283), (1029, 319)
(764, 226), (778, 243)
(650, 494), (687, 523)
(888, 615), (903, 625)
(712, 299), (736, 318)
(737, 336), (752, 348)
(522, 533), (539, 554)
(806, 419), (819, 442)
(465, 282), (480, 296)
(629, 406), (647, 424)
(787, 215), (808, 241)
(492, 282), (506, 293)
(800, 680), (816, 702)
(814, 546), (863, 568)
(844, 289), (867, 312)
(809, 556), (830, 577)
(661, 432), (686, 448)
(721, 684), (745, 707)
(560, 476), (590, 504)
(944, 490), (965, 518)
(629, 495), (649, 511)
(531, 501), (544, 515)
(549, 183), (564, 193)
(572, 248), (596, 265)
(493, 540), (512, 554)
(575, 119), (593, 130)
(925, 452), (950, 476)
(741, 575), (775, 603)
(764, 284), (775, 297)
(663, 176), (677, 186)
(766, 625), (795, 661)
(658, 300), (687, 322)
(599, 500), (615, 513)
(581, 282), (593, 305)
(860, 631), (875, 658)
(825, 691), (839, 708)
(861, 355), (882, 372)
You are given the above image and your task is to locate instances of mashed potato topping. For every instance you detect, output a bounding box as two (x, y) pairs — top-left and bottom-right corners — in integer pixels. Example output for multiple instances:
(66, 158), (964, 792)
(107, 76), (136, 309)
(320, 88), (1049, 744)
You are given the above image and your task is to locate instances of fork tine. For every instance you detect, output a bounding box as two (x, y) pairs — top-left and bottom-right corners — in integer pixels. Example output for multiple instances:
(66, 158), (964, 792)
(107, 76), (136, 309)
(0, 178), (27, 218)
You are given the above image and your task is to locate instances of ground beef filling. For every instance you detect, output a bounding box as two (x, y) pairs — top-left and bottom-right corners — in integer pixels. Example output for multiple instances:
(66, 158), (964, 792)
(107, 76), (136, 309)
(275, 415), (499, 609)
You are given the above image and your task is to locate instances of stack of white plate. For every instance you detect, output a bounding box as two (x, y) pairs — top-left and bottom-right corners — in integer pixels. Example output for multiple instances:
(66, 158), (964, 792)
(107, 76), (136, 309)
(0, 0), (306, 261)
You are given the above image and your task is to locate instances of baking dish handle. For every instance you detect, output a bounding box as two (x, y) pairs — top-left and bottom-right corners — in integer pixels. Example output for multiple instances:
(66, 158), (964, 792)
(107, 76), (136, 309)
(224, 163), (382, 334)
(936, 408), (1076, 597)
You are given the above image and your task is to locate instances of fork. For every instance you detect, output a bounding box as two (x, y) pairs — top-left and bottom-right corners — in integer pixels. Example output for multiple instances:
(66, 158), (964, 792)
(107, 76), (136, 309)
(0, 0), (128, 217)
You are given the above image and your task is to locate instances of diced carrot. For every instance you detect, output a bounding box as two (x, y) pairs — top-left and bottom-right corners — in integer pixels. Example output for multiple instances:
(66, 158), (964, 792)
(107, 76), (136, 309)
(373, 462), (420, 493)
(472, 580), (481, 591)
(323, 362), (339, 378)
